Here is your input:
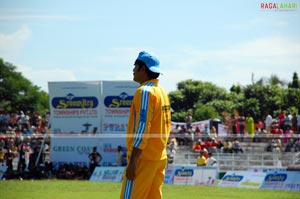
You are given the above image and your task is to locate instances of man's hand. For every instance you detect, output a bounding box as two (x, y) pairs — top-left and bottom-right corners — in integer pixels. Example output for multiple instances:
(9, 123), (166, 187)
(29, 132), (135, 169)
(126, 161), (137, 180)
(126, 147), (143, 180)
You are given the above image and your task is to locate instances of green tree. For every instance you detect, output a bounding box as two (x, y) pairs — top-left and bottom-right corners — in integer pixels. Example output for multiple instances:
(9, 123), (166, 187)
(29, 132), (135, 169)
(288, 72), (300, 89)
(284, 88), (300, 112)
(170, 79), (228, 121)
(268, 74), (287, 87)
(0, 58), (49, 113)
(193, 103), (219, 121)
(243, 83), (284, 120)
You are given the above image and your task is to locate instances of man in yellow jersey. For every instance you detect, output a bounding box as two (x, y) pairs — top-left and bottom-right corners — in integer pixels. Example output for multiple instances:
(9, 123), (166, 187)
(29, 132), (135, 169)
(120, 51), (171, 199)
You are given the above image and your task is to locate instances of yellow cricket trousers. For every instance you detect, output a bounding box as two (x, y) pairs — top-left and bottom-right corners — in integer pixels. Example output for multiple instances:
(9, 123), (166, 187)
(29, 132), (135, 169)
(120, 159), (167, 199)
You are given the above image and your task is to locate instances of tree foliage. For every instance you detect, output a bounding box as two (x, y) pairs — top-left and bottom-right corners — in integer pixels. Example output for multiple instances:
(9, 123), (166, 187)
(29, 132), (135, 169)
(0, 58), (49, 114)
(170, 73), (300, 122)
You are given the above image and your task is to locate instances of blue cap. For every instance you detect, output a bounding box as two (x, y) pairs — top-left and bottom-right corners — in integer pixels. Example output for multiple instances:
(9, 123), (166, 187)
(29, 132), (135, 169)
(136, 51), (160, 73)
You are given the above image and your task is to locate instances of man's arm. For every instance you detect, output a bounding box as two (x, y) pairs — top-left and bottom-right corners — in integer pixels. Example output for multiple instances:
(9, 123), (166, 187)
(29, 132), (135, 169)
(126, 147), (143, 180)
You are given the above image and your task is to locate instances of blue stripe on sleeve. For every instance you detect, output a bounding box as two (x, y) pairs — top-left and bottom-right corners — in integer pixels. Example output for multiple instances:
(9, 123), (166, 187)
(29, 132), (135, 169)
(133, 82), (154, 147)
(124, 179), (134, 199)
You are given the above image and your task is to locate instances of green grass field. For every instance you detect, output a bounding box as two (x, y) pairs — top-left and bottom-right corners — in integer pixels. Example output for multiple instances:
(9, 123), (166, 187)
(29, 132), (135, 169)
(0, 180), (299, 199)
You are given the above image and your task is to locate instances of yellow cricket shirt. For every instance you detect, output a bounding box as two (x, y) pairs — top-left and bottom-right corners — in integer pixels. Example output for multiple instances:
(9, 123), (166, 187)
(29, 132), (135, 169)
(126, 79), (171, 161)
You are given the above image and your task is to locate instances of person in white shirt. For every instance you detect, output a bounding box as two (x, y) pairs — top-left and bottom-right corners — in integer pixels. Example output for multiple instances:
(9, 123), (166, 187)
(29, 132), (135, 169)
(207, 152), (217, 167)
(116, 146), (124, 166)
(264, 113), (273, 133)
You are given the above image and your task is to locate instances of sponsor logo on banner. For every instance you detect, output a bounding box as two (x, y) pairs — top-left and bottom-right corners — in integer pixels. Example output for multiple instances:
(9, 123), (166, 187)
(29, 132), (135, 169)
(265, 173), (287, 181)
(174, 168), (194, 185)
(52, 145), (94, 155)
(168, 166), (218, 186)
(223, 174), (244, 182)
(260, 173), (287, 189)
(104, 92), (133, 108)
(219, 171), (265, 188)
(260, 171), (300, 191)
(90, 167), (125, 182)
(52, 93), (98, 109)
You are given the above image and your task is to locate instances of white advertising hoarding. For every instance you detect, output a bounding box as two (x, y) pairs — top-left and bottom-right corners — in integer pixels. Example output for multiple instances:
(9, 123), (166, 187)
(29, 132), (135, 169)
(100, 81), (138, 161)
(260, 171), (300, 191)
(89, 167), (125, 182)
(48, 81), (101, 134)
(219, 171), (266, 189)
(166, 166), (218, 186)
(50, 136), (102, 166)
(49, 81), (138, 165)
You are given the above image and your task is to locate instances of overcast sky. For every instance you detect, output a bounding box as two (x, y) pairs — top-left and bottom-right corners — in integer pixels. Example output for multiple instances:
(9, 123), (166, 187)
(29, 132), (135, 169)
(1, 0), (299, 93)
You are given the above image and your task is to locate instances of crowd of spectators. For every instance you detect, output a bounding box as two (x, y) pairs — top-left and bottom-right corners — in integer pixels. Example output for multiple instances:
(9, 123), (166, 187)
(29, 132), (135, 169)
(170, 111), (300, 159)
(0, 110), (50, 135)
(1, 110), (300, 180)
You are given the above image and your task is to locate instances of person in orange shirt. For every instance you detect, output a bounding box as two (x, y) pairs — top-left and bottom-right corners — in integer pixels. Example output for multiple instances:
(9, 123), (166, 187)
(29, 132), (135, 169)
(120, 51), (171, 199)
(193, 140), (202, 152)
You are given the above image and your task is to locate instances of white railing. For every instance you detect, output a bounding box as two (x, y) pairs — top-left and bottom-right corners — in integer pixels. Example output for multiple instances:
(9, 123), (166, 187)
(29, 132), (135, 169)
(174, 151), (299, 171)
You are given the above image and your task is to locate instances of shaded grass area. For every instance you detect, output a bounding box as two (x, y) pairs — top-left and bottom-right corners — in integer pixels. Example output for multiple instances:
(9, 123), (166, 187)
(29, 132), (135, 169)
(0, 180), (299, 199)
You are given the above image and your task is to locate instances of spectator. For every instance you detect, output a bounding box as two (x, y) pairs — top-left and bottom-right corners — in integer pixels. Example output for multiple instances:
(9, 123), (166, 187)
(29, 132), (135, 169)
(196, 151), (207, 166)
(4, 149), (15, 174)
(185, 112), (192, 130)
(202, 147), (209, 159)
(203, 124), (210, 140)
(229, 114), (237, 136)
(19, 111), (29, 132)
(44, 161), (54, 179)
(293, 139), (300, 152)
(88, 146), (102, 174)
(45, 111), (51, 129)
(0, 139), (5, 149)
(284, 139), (294, 152)
(271, 121), (283, 135)
(116, 146), (125, 166)
(192, 140), (202, 152)
(209, 138), (218, 153)
(177, 125), (186, 146)
(223, 140), (232, 153)
(284, 113), (291, 131)
(266, 139), (280, 152)
(275, 138), (282, 152)
(216, 139), (224, 152)
(194, 126), (202, 140)
(207, 153), (217, 167)
(28, 147), (44, 179)
(246, 113), (255, 139)
(210, 126), (218, 141)
(292, 112), (298, 132)
(167, 145), (176, 166)
(17, 143), (27, 175)
(0, 148), (4, 164)
(253, 127), (262, 142)
(232, 139), (244, 154)
(237, 114), (246, 136)
(264, 113), (273, 134)
(184, 129), (194, 146)
(283, 126), (293, 144)
(168, 136), (178, 150)
(24, 143), (31, 169)
(278, 111), (285, 130)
